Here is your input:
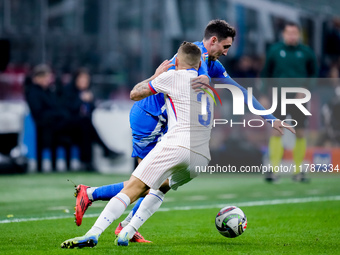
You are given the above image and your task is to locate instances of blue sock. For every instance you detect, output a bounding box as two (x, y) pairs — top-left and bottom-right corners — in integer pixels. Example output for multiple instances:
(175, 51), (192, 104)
(131, 197), (144, 216)
(121, 197), (146, 226)
(92, 182), (124, 201)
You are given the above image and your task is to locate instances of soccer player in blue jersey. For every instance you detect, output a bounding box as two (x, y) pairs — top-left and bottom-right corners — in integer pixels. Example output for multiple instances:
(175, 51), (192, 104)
(71, 19), (292, 245)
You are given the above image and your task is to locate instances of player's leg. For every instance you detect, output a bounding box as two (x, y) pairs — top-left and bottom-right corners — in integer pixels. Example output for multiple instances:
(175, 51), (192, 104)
(116, 196), (144, 232)
(74, 181), (127, 226)
(74, 105), (165, 229)
(116, 150), (208, 246)
(116, 181), (170, 246)
(268, 131), (284, 175)
(266, 107), (284, 183)
(61, 175), (148, 249)
(292, 128), (307, 177)
(115, 105), (167, 240)
(77, 142), (179, 248)
(291, 105), (309, 182)
(75, 182), (151, 242)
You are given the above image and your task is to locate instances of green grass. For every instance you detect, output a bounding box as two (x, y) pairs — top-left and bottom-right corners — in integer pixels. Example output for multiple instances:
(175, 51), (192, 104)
(1, 172), (340, 254)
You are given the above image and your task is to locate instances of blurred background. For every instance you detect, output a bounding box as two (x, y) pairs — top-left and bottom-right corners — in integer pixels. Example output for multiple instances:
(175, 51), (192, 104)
(0, 0), (339, 174)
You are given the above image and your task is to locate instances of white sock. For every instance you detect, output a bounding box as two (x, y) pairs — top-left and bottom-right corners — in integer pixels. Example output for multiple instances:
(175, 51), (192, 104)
(119, 189), (165, 240)
(121, 211), (133, 227)
(87, 187), (97, 201)
(87, 192), (130, 236)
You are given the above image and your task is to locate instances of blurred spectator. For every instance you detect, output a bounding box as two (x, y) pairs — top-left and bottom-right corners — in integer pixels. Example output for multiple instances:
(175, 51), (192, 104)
(261, 22), (318, 182)
(321, 18), (340, 77)
(324, 18), (340, 59)
(24, 64), (73, 171)
(320, 86), (340, 147)
(62, 68), (122, 169)
(327, 59), (340, 84)
(54, 68), (72, 99)
(231, 55), (263, 97)
(232, 56), (258, 78)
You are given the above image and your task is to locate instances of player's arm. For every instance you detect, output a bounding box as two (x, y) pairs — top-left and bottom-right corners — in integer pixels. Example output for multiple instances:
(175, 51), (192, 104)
(191, 54), (210, 90)
(215, 76), (278, 120)
(272, 119), (295, 135)
(130, 60), (174, 101)
(217, 76), (295, 134)
(130, 79), (154, 101)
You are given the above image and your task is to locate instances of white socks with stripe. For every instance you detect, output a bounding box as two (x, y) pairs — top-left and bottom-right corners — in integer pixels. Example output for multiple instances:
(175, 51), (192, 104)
(86, 192), (130, 236)
(119, 189), (165, 240)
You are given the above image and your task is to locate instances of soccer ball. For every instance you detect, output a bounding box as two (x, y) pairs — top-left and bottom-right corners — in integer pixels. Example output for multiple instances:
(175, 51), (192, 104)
(215, 206), (247, 238)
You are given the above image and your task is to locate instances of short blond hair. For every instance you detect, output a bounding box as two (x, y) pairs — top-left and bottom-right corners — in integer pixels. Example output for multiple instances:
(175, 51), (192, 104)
(177, 42), (201, 68)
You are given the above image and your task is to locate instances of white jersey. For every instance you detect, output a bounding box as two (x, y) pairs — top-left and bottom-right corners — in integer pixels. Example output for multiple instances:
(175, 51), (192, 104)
(148, 69), (214, 160)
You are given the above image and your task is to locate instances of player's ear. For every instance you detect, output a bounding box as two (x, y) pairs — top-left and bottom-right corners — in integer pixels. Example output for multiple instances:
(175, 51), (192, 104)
(175, 57), (178, 67)
(211, 36), (218, 44)
(199, 60), (202, 69)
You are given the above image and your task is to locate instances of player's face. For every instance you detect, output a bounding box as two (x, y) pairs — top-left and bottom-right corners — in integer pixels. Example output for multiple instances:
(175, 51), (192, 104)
(283, 25), (300, 46)
(209, 37), (233, 61)
(35, 73), (52, 89)
(76, 73), (90, 90)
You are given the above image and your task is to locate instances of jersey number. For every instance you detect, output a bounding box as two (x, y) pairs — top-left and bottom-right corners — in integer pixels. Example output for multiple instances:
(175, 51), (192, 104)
(197, 92), (212, 126)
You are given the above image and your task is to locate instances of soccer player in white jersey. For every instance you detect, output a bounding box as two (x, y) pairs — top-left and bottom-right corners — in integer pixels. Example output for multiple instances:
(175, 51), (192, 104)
(61, 42), (213, 249)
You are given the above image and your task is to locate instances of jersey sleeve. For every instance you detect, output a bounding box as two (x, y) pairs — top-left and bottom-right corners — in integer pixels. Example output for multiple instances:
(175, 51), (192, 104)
(198, 55), (210, 80)
(148, 71), (173, 95)
(213, 60), (230, 78)
(210, 59), (275, 120)
(168, 53), (177, 71)
(170, 52), (210, 80)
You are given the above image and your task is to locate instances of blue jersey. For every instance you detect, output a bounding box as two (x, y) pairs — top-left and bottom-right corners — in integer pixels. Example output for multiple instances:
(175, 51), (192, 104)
(134, 92), (167, 118)
(134, 41), (276, 120)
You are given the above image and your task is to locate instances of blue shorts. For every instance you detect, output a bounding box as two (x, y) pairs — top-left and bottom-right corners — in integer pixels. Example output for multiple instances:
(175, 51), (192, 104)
(129, 104), (167, 159)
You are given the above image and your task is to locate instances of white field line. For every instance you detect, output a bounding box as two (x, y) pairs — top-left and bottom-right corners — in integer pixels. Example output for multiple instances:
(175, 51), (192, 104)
(1, 195), (340, 224)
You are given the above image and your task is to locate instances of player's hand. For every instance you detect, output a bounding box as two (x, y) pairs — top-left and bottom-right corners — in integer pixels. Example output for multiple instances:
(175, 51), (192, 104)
(191, 75), (210, 92)
(154, 60), (175, 78)
(272, 119), (296, 135)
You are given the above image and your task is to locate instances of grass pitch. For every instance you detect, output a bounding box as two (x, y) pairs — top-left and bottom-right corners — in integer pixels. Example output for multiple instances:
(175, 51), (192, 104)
(1, 172), (340, 254)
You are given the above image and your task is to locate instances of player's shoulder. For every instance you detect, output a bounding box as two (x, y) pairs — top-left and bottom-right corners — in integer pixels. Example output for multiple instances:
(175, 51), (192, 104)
(175, 69), (198, 78)
(212, 59), (228, 77)
(157, 69), (175, 79)
(214, 59), (225, 68)
(193, 41), (204, 49)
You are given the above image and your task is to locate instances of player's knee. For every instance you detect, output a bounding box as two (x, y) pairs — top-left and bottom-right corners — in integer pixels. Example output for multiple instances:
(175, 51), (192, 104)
(295, 128), (305, 138)
(122, 176), (149, 202)
(159, 179), (171, 194)
(137, 157), (143, 164)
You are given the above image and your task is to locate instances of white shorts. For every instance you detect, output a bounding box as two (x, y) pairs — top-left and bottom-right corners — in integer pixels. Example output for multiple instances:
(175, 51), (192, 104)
(132, 143), (209, 190)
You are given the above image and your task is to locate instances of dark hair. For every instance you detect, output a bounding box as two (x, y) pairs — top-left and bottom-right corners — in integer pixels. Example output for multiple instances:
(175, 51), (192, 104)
(71, 67), (90, 87)
(284, 21), (300, 31)
(178, 41), (202, 67)
(73, 67), (89, 80)
(204, 19), (236, 41)
(179, 41), (202, 55)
